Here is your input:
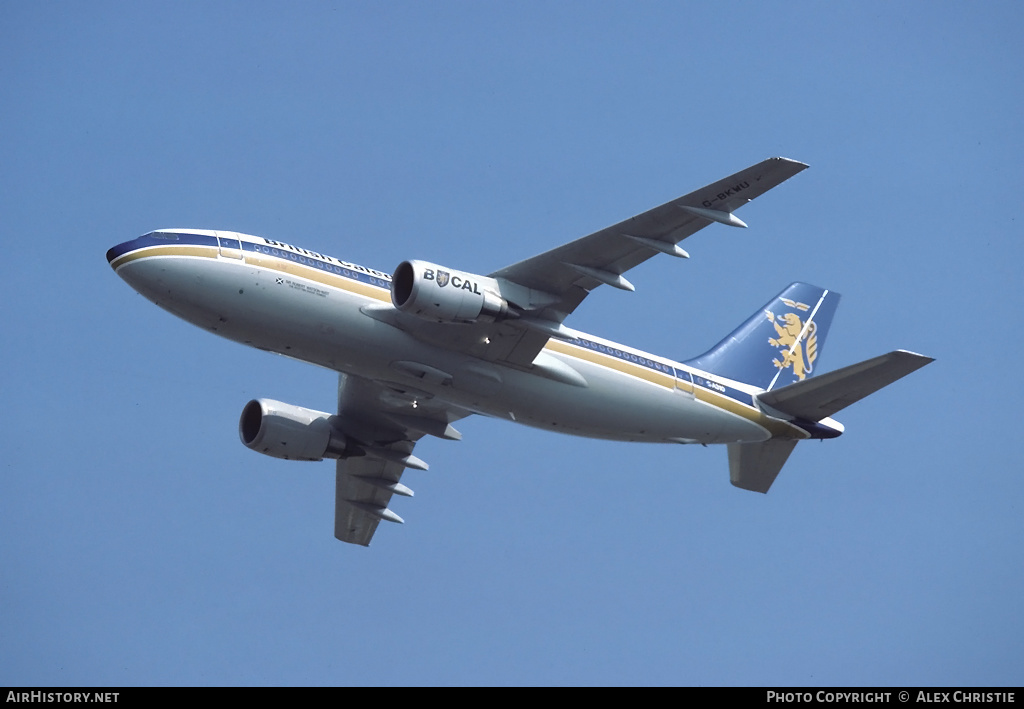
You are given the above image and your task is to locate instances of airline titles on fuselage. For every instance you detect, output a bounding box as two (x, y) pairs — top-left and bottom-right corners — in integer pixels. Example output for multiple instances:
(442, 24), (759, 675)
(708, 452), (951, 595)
(260, 237), (392, 283)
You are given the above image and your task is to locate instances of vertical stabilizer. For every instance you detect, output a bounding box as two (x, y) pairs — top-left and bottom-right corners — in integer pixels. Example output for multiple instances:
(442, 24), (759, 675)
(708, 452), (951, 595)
(685, 283), (841, 390)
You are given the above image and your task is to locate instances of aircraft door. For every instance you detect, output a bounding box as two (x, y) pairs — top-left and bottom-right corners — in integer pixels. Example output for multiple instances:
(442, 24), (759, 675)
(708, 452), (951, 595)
(216, 231), (244, 260)
(673, 366), (695, 398)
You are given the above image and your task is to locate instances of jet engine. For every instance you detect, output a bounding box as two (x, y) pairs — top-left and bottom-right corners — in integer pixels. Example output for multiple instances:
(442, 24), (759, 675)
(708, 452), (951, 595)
(239, 398), (349, 461)
(391, 260), (513, 323)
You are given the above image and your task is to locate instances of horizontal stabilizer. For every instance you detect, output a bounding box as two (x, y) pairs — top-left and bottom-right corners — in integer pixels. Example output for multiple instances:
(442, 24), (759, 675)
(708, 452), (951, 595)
(728, 439), (798, 493)
(757, 350), (934, 421)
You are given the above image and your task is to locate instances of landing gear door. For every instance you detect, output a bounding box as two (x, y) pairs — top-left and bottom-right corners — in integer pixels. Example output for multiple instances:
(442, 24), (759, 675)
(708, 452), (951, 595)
(216, 231), (244, 260)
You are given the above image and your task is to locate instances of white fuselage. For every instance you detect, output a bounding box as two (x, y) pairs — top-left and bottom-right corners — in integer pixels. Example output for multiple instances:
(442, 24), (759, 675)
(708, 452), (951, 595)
(109, 230), (808, 446)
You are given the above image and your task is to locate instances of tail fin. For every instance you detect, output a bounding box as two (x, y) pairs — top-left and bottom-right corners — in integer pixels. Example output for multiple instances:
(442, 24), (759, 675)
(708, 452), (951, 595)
(685, 282), (841, 390)
(696, 286), (934, 494)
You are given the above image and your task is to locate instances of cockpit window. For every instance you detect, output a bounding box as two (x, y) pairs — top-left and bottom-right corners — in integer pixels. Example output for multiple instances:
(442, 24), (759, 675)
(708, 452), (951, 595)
(145, 231), (180, 240)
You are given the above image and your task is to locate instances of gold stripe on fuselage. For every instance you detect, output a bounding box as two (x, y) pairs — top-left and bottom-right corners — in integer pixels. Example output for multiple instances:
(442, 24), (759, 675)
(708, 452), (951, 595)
(544, 338), (677, 390)
(112, 244), (393, 304)
(546, 336), (804, 438)
(242, 251), (391, 303)
(691, 387), (803, 438)
(110, 245), (219, 269)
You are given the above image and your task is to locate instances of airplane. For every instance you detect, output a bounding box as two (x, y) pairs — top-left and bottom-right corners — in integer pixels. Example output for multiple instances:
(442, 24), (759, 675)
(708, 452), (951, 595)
(106, 157), (933, 546)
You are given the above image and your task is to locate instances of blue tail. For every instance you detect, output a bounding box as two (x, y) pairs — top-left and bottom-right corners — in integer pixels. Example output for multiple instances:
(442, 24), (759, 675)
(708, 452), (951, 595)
(684, 283), (841, 391)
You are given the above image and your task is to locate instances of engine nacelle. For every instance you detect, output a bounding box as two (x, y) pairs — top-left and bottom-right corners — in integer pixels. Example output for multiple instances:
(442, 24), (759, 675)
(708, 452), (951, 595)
(238, 398), (349, 461)
(391, 260), (512, 323)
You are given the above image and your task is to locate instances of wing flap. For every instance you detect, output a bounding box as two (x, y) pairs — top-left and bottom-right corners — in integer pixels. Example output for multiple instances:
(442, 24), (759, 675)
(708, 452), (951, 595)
(335, 450), (415, 545)
(331, 373), (469, 545)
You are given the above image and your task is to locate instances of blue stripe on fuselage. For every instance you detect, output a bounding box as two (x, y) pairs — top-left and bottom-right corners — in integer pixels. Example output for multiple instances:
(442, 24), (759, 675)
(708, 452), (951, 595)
(106, 231), (218, 264)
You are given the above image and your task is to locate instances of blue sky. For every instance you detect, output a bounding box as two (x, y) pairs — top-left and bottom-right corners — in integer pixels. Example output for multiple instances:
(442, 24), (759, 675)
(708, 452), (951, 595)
(2, 1), (1021, 686)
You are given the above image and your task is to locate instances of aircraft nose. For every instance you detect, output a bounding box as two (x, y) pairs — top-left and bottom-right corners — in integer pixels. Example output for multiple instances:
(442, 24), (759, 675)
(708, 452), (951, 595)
(107, 233), (161, 269)
(106, 237), (141, 268)
(105, 244), (122, 265)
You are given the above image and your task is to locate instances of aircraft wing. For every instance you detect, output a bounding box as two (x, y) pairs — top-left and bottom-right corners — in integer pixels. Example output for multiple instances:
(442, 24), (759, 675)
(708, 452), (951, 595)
(376, 157), (807, 369)
(491, 157), (809, 325)
(332, 373), (469, 546)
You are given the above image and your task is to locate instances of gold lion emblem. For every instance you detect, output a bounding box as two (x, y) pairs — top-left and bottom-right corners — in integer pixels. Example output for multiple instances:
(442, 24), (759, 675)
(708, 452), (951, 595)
(765, 309), (818, 381)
